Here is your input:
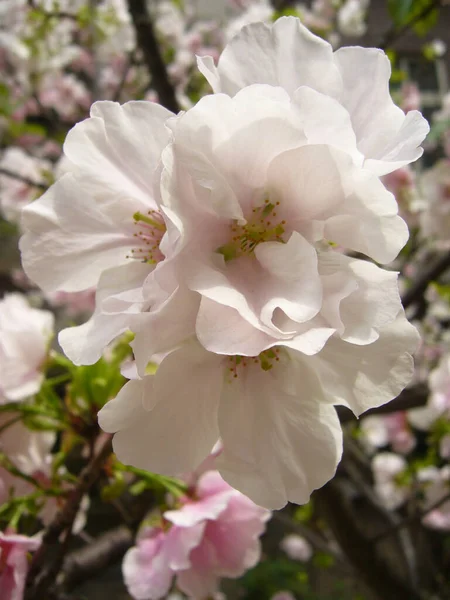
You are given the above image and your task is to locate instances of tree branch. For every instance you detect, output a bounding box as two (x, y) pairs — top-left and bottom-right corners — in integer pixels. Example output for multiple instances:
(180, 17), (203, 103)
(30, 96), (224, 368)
(402, 251), (450, 310)
(379, 0), (442, 50)
(0, 167), (48, 191)
(25, 435), (113, 600)
(337, 383), (428, 424)
(126, 0), (180, 113)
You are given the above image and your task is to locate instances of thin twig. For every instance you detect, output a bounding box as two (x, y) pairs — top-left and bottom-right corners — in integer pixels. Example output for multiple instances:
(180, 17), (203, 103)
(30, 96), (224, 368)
(127, 0), (180, 113)
(0, 167), (48, 191)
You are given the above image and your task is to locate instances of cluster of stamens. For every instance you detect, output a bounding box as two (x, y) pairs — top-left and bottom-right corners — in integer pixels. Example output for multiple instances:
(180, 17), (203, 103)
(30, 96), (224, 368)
(126, 210), (166, 264)
(217, 199), (286, 261)
(227, 348), (281, 379)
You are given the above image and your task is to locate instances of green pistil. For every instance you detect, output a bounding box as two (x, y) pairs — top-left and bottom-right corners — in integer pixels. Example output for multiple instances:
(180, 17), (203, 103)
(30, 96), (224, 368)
(133, 211), (166, 232)
(217, 199), (286, 262)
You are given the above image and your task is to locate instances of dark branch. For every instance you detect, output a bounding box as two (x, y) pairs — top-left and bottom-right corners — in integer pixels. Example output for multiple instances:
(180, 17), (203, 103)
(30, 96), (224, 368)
(338, 383), (428, 424)
(379, 0), (442, 50)
(126, 0), (180, 113)
(25, 436), (113, 600)
(61, 526), (133, 590)
(402, 251), (450, 310)
(0, 167), (48, 191)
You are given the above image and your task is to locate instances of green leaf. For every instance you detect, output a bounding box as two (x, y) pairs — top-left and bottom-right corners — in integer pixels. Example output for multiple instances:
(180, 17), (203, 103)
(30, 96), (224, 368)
(388, 0), (414, 25)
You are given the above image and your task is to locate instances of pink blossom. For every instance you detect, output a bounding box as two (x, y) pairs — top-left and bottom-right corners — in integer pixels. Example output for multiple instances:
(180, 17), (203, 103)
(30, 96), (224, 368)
(0, 531), (40, 600)
(401, 82), (421, 113)
(123, 470), (269, 600)
(271, 593), (296, 600)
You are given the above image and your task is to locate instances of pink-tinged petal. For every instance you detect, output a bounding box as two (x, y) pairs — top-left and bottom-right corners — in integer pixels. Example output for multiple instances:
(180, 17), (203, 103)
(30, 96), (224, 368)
(164, 489), (234, 528)
(217, 354), (343, 509)
(196, 298), (277, 356)
(266, 144), (346, 223)
(176, 552), (220, 600)
(131, 275), (200, 376)
(255, 232), (322, 325)
(324, 167), (409, 263)
(122, 530), (173, 600)
(197, 17), (341, 97)
(102, 344), (222, 476)
(20, 173), (140, 292)
(64, 101), (173, 206)
(164, 523), (206, 571)
(319, 252), (402, 344)
(98, 378), (151, 434)
(59, 262), (150, 365)
(307, 315), (420, 416)
(293, 87), (363, 166)
(334, 47), (428, 173)
(203, 493), (269, 577)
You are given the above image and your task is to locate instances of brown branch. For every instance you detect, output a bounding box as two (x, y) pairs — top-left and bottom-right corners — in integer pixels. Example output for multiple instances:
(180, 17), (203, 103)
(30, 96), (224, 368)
(315, 478), (425, 600)
(402, 251), (450, 310)
(0, 167), (48, 191)
(127, 0), (180, 113)
(61, 526), (133, 590)
(372, 492), (450, 544)
(337, 383), (428, 424)
(24, 435), (113, 600)
(379, 0), (442, 50)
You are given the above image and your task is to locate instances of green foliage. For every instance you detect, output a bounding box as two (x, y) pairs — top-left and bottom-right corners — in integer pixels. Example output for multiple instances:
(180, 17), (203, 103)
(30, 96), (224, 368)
(272, 8), (302, 21)
(387, 0), (439, 36)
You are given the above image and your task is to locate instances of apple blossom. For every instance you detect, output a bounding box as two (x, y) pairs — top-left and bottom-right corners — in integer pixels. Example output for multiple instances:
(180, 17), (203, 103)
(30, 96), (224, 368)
(197, 17), (429, 176)
(0, 293), (54, 403)
(122, 469), (269, 599)
(416, 466), (450, 531)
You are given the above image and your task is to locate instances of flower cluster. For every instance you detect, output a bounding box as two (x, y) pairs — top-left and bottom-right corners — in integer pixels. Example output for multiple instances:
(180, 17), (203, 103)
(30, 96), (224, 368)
(20, 17), (427, 510)
(123, 466), (269, 600)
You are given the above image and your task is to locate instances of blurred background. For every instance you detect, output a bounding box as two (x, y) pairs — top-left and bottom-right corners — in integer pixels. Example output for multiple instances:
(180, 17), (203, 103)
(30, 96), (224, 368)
(1, 1), (450, 600)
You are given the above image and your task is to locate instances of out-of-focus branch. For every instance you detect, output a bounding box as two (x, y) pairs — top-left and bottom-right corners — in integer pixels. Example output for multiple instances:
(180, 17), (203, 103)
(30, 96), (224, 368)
(373, 492), (450, 543)
(127, 0), (180, 113)
(379, 0), (442, 50)
(0, 167), (48, 191)
(315, 478), (425, 600)
(402, 250), (450, 309)
(338, 383), (428, 424)
(61, 526), (133, 589)
(24, 435), (113, 600)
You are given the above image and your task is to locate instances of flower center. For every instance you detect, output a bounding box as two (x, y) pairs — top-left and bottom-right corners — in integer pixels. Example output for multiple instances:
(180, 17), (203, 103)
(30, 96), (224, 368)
(217, 199), (286, 262)
(126, 210), (166, 264)
(227, 347), (281, 379)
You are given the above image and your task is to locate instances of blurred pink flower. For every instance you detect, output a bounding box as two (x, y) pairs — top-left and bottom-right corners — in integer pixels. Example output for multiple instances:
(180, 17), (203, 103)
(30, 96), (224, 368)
(123, 470), (269, 600)
(0, 531), (40, 600)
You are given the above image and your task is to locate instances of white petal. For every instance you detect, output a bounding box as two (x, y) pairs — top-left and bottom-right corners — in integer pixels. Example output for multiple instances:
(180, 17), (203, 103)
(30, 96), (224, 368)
(217, 355), (343, 509)
(334, 47), (428, 173)
(20, 173), (140, 292)
(197, 17), (341, 98)
(307, 314), (420, 416)
(103, 344), (223, 476)
(64, 101), (173, 206)
(59, 262), (150, 365)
